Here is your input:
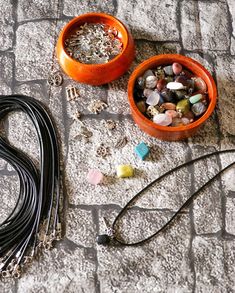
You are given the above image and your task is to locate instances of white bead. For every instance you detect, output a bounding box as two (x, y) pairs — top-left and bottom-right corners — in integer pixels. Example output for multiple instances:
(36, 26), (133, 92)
(153, 113), (172, 126)
(146, 91), (160, 106)
(166, 82), (186, 90)
(145, 76), (157, 89)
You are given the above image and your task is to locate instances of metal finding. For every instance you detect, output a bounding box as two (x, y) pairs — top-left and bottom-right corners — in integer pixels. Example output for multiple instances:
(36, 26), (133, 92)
(47, 71), (63, 87)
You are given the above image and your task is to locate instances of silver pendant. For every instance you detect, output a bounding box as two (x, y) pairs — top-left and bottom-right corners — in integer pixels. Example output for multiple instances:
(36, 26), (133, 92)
(47, 72), (63, 87)
(66, 85), (80, 102)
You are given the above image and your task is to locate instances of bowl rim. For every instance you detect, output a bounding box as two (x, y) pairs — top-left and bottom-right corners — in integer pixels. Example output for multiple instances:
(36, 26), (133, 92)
(128, 54), (217, 133)
(60, 12), (130, 68)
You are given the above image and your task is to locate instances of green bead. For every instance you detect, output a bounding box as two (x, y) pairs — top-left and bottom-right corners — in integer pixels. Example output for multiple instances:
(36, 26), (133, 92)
(176, 99), (190, 115)
(189, 94), (203, 104)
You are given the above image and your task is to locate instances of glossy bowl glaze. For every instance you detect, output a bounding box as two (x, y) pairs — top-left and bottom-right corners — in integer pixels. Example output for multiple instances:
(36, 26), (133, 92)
(56, 13), (135, 85)
(128, 54), (217, 141)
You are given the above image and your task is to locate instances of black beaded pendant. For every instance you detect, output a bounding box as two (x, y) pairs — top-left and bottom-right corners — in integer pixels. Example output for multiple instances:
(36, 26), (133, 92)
(96, 234), (111, 245)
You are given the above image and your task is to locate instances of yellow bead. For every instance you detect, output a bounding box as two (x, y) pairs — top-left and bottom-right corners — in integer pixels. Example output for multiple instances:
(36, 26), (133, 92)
(116, 165), (134, 178)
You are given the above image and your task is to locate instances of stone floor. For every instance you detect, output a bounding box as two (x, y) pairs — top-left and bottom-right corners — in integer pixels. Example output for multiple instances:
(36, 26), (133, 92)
(0, 0), (235, 292)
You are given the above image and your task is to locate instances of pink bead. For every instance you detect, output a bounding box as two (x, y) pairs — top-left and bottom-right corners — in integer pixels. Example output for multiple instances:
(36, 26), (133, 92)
(165, 110), (178, 118)
(87, 169), (104, 185)
(172, 62), (182, 75)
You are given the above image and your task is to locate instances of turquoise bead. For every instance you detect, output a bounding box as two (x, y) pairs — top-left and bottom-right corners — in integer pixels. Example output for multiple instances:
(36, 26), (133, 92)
(135, 142), (150, 160)
(189, 94), (203, 104)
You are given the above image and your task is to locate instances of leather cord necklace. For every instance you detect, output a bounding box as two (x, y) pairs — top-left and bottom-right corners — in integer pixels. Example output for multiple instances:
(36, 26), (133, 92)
(96, 149), (235, 246)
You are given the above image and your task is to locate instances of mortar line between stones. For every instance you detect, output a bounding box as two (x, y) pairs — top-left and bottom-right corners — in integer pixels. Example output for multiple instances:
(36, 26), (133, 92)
(91, 207), (101, 293)
(68, 203), (189, 214)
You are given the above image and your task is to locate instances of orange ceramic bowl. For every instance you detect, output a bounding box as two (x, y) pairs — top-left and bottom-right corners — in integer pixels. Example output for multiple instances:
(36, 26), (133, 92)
(56, 13), (135, 85)
(128, 54), (217, 141)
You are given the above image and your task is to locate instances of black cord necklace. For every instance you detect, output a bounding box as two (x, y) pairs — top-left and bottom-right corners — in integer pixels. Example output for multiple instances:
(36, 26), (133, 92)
(97, 149), (235, 246)
(0, 95), (62, 279)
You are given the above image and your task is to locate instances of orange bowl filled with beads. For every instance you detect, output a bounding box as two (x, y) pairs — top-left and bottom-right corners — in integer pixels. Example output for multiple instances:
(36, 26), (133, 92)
(128, 54), (217, 141)
(56, 13), (135, 85)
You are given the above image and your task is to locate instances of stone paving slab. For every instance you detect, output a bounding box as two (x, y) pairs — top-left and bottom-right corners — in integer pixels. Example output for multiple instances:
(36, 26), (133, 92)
(0, 0), (235, 292)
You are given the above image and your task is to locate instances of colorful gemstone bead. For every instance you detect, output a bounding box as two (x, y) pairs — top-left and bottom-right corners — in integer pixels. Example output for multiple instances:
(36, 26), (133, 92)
(172, 62), (182, 75)
(189, 93), (203, 104)
(165, 110), (178, 118)
(166, 82), (185, 90)
(143, 69), (154, 79)
(156, 79), (167, 91)
(134, 142), (150, 160)
(193, 77), (207, 93)
(161, 89), (175, 102)
(136, 77), (145, 89)
(153, 113), (172, 126)
(176, 99), (190, 115)
(145, 75), (157, 89)
(143, 88), (153, 98)
(136, 101), (146, 113)
(163, 65), (174, 76)
(174, 90), (187, 100)
(191, 102), (207, 116)
(171, 117), (184, 127)
(87, 169), (104, 185)
(116, 165), (134, 178)
(146, 91), (160, 106)
(162, 102), (176, 110)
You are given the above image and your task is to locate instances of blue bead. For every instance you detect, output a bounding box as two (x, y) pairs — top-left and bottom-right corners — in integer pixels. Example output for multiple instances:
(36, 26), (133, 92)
(134, 142), (150, 160)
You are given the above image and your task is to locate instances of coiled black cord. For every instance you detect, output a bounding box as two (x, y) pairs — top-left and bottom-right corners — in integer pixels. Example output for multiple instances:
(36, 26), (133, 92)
(0, 95), (62, 279)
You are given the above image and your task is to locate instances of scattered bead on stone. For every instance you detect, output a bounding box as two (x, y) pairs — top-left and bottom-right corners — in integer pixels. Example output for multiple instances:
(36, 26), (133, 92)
(88, 100), (108, 114)
(145, 75), (157, 89)
(134, 142), (150, 160)
(153, 113), (172, 126)
(134, 62), (209, 127)
(87, 169), (104, 185)
(146, 91), (160, 106)
(47, 71), (63, 87)
(66, 85), (80, 101)
(116, 165), (134, 178)
(191, 102), (207, 116)
(172, 62), (183, 75)
(96, 234), (111, 245)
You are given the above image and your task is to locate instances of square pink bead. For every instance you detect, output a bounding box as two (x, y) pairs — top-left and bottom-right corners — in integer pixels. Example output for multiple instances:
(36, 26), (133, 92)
(87, 169), (104, 185)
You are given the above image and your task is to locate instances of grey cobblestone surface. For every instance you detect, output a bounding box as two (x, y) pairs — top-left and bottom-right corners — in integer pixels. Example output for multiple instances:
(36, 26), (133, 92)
(0, 0), (235, 292)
